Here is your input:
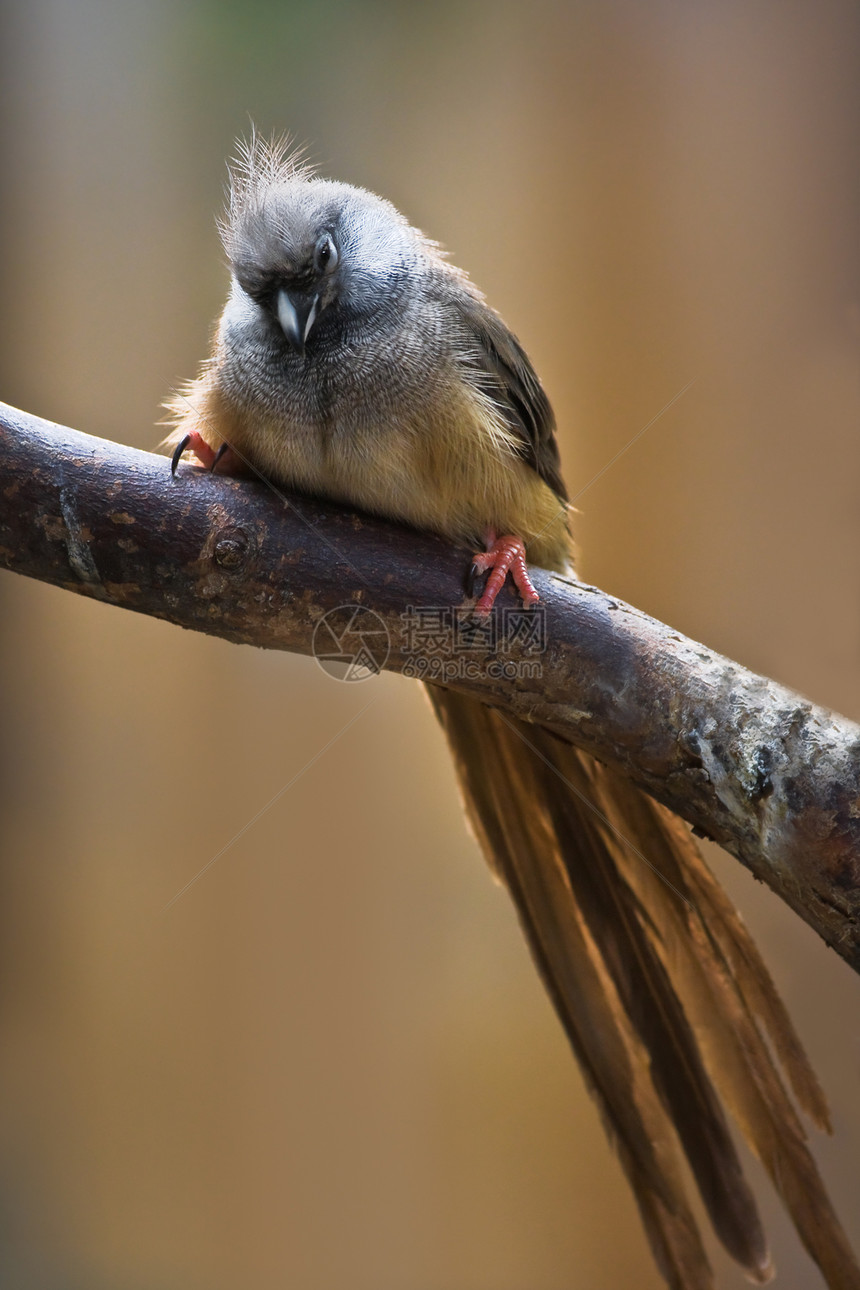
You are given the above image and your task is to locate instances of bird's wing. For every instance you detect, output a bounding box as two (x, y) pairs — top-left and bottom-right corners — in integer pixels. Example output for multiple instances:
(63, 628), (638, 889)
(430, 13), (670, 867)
(443, 285), (568, 502)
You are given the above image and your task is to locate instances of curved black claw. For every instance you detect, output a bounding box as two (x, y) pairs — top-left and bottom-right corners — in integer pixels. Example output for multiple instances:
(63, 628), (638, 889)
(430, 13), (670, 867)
(211, 441), (231, 472)
(465, 561), (484, 598)
(170, 434), (191, 477)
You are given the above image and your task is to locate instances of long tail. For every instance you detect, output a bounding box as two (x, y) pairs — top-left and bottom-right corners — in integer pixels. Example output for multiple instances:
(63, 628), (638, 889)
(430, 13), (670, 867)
(428, 687), (860, 1290)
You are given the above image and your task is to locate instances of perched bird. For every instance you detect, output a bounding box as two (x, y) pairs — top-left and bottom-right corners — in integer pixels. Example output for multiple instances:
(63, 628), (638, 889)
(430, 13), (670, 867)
(165, 138), (859, 1290)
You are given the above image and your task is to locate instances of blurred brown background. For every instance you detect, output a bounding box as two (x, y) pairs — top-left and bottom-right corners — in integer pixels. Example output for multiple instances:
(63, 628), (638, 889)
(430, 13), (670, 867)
(1, 2), (859, 1287)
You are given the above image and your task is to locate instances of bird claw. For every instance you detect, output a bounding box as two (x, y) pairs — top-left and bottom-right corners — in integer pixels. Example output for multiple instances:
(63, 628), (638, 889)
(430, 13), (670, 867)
(471, 534), (539, 613)
(465, 560), (482, 598)
(211, 441), (232, 471)
(170, 431), (239, 477)
(170, 433), (192, 477)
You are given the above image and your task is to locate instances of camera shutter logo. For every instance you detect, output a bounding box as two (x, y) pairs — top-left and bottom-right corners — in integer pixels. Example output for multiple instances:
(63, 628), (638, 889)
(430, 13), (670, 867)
(312, 605), (390, 682)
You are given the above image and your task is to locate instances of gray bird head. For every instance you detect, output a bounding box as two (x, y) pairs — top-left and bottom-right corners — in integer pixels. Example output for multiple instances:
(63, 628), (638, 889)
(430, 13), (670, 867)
(219, 137), (421, 359)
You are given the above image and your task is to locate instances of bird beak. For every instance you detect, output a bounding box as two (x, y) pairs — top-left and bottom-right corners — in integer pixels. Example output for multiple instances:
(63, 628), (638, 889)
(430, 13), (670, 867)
(276, 288), (321, 356)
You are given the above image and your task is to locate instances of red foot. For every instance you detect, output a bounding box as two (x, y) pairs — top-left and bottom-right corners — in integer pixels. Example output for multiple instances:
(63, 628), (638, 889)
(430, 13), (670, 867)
(171, 431), (242, 476)
(472, 533), (539, 613)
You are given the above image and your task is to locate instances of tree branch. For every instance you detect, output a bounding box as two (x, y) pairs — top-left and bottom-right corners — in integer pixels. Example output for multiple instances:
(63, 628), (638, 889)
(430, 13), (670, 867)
(2, 399), (859, 968)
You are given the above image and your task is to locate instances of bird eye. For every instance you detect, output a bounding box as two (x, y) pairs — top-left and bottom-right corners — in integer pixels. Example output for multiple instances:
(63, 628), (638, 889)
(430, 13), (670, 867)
(314, 233), (338, 274)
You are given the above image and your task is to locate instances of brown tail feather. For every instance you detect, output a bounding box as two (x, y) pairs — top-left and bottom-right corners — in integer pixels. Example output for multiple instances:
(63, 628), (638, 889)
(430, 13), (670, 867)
(428, 686), (860, 1290)
(603, 790), (859, 1287)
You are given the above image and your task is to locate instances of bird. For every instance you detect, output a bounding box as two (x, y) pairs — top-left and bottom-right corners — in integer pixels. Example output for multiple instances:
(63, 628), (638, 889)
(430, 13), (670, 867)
(163, 136), (859, 1290)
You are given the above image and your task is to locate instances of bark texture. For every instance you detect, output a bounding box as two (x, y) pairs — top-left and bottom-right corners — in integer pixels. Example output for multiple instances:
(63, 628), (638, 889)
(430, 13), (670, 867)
(1, 400), (858, 967)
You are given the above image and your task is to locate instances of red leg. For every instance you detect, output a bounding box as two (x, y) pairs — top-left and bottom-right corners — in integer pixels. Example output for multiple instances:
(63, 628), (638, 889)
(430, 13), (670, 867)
(472, 533), (540, 613)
